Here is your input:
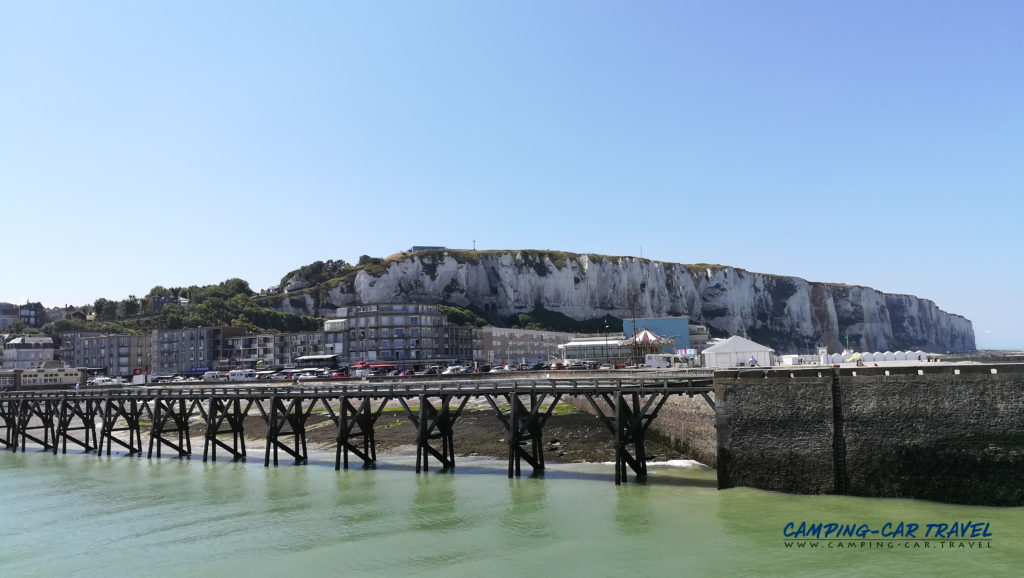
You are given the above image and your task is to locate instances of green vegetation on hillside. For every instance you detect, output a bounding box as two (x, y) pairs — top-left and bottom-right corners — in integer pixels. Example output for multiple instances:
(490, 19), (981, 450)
(42, 278), (321, 335)
(506, 306), (622, 333)
(438, 305), (489, 327)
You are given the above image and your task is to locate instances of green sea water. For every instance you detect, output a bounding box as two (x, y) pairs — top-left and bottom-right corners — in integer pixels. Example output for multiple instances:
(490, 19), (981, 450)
(0, 451), (1021, 577)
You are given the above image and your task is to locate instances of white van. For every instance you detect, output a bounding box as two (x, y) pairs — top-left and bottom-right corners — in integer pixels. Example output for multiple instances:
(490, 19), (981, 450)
(203, 371), (226, 382)
(227, 369), (257, 381)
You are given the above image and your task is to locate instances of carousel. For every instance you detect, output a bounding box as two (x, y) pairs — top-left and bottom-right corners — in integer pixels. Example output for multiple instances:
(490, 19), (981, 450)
(623, 328), (675, 365)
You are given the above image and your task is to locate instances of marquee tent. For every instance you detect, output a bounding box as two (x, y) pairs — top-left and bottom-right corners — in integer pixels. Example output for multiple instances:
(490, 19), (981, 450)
(701, 336), (774, 368)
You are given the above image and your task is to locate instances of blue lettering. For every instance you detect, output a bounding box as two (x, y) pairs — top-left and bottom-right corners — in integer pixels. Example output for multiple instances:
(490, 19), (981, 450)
(784, 522), (795, 537)
(947, 522), (961, 538)
(883, 522), (916, 538)
(808, 523), (823, 539)
(823, 523), (838, 538)
(856, 524), (871, 538)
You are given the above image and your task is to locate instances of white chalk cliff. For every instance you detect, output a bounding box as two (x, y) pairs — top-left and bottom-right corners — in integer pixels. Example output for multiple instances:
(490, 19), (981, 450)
(277, 251), (975, 353)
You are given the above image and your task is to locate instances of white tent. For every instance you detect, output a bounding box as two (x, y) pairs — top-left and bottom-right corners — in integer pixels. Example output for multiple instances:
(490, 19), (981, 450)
(883, 351), (895, 361)
(701, 336), (774, 368)
(912, 350), (927, 361)
(894, 351), (907, 361)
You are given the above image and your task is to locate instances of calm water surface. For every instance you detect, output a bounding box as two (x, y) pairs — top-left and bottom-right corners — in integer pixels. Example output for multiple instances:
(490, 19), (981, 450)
(1, 450), (1021, 577)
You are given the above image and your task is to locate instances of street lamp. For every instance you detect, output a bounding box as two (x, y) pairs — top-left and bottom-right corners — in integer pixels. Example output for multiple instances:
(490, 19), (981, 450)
(604, 320), (609, 363)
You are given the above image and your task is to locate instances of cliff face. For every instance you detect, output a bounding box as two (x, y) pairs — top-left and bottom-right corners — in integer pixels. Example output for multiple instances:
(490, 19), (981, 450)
(279, 251), (975, 353)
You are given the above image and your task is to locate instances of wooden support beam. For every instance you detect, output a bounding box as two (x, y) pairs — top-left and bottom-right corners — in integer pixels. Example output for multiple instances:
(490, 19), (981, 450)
(17, 399), (56, 452)
(487, 392), (560, 478)
(263, 397), (309, 467)
(203, 397), (249, 462)
(98, 398), (144, 456)
(56, 397), (98, 454)
(1, 399), (19, 450)
(399, 394), (465, 473)
(148, 397), (194, 459)
(612, 391), (670, 484)
(334, 396), (389, 470)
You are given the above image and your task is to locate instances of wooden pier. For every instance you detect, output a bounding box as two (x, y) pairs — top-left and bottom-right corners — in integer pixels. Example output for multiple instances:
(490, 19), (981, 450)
(0, 375), (713, 484)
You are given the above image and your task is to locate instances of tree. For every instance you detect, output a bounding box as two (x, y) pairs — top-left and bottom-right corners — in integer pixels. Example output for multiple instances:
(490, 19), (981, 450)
(94, 298), (112, 321)
(122, 295), (140, 317)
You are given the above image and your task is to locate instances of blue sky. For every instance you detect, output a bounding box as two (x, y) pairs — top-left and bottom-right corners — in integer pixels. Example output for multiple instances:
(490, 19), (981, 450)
(2, 1), (1021, 349)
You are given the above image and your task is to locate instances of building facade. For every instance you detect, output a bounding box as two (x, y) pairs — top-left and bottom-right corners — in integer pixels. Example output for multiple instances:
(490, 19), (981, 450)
(20, 302), (48, 328)
(58, 331), (103, 368)
(340, 304), (445, 364)
(558, 334), (632, 364)
(481, 327), (573, 365)
(2, 336), (57, 369)
(152, 326), (246, 375)
(336, 303), (483, 366)
(70, 333), (153, 377)
(0, 303), (19, 327)
(221, 331), (325, 370)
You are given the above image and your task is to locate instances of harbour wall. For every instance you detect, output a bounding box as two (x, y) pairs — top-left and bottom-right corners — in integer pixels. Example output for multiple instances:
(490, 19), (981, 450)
(715, 364), (1024, 506)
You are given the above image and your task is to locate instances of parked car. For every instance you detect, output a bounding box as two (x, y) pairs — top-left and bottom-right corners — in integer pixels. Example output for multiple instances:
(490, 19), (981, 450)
(598, 363), (613, 370)
(549, 363), (565, 370)
(399, 369), (415, 376)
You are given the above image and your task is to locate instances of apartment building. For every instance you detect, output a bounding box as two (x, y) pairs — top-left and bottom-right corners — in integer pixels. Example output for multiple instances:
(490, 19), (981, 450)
(3, 335), (57, 369)
(20, 302), (48, 328)
(220, 331), (325, 369)
(341, 303), (442, 363)
(69, 333), (153, 377)
(441, 325), (482, 363)
(58, 331), (103, 368)
(152, 326), (245, 375)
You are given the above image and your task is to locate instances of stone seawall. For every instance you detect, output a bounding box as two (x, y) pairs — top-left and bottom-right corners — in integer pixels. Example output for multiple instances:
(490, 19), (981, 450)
(564, 392), (718, 467)
(716, 364), (1024, 506)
